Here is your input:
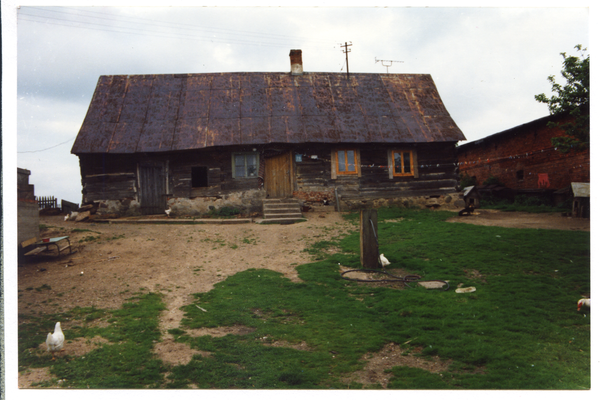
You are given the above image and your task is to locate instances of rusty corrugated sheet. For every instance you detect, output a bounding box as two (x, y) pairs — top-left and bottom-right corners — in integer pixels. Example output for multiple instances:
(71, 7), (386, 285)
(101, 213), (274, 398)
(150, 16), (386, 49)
(72, 72), (466, 154)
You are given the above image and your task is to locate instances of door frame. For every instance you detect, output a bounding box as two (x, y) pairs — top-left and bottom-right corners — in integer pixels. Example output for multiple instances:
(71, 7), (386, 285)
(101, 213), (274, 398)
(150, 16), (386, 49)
(138, 161), (167, 215)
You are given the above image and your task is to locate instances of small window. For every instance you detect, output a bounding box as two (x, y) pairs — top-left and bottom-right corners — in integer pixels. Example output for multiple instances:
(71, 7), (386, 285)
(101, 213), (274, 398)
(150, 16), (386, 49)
(392, 150), (414, 177)
(335, 150), (358, 175)
(516, 170), (524, 182)
(233, 153), (258, 178)
(191, 166), (209, 188)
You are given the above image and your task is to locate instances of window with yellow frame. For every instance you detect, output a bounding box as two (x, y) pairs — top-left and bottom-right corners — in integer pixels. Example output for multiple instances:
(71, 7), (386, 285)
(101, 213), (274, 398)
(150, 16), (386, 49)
(335, 149), (358, 175)
(392, 150), (414, 177)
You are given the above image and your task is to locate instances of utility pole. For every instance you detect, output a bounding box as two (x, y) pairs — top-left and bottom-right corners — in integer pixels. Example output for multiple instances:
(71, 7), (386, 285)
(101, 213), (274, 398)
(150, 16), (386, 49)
(340, 42), (352, 79)
(375, 58), (404, 73)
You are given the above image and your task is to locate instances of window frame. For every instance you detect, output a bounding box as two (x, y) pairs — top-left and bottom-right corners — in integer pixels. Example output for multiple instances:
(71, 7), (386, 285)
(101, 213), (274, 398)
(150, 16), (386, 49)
(191, 166), (209, 188)
(232, 152), (259, 179)
(391, 150), (416, 178)
(335, 149), (359, 175)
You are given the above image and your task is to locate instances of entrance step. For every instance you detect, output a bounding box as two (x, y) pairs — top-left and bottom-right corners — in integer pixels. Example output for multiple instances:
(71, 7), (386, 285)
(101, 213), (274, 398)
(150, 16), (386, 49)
(258, 198), (306, 224)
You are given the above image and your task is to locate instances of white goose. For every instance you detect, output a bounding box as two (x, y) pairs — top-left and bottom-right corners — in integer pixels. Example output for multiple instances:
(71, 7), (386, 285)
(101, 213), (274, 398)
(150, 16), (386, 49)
(379, 254), (391, 267)
(46, 322), (65, 360)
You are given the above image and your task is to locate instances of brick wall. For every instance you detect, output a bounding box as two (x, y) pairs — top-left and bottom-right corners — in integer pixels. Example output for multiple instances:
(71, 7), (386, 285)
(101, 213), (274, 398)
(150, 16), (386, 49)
(457, 115), (589, 190)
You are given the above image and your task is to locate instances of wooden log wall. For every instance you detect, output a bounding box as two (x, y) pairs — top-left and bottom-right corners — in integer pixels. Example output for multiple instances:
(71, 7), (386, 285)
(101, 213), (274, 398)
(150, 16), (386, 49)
(77, 142), (459, 207)
(293, 143), (459, 202)
(168, 146), (261, 198)
(78, 154), (138, 202)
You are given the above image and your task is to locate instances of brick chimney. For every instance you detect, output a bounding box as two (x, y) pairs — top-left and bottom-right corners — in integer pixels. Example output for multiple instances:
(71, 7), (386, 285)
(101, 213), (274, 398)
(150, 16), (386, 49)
(289, 49), (303, 75)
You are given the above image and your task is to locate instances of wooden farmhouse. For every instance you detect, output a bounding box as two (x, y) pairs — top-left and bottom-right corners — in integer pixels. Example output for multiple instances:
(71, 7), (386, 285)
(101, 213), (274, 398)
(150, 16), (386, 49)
(456, 114), (590, 200)
(71, 50), (466, 217)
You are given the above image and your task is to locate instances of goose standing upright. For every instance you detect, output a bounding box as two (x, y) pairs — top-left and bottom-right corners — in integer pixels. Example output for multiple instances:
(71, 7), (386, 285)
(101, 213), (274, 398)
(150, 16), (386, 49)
(46, 322), (65, 360)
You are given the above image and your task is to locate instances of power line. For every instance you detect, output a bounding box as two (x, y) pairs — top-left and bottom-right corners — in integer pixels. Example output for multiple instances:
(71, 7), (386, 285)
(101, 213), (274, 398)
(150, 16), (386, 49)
(19, 7), (333, 49)
(31, 6), (332, 47)
(18, 138), (74, 154)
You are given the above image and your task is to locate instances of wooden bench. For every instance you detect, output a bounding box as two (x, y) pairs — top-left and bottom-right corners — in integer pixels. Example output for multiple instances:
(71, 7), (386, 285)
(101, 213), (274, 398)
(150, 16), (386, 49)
(20, 236), (73, 257)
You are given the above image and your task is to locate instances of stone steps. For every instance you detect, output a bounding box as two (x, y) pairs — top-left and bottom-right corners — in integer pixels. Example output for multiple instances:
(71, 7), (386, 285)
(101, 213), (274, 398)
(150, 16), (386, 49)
(257, 198), (306, 224)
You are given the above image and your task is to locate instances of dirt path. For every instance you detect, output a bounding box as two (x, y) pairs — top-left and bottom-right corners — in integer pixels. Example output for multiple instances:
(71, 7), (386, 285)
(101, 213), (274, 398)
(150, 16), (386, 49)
(17, 208), (588, 388)
(18, 208), (354, 387)
(446, 209), (590, 231)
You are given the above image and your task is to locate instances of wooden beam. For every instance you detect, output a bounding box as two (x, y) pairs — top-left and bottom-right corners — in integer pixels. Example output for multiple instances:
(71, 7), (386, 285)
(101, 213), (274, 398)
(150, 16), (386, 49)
(360, 209), (379, 269)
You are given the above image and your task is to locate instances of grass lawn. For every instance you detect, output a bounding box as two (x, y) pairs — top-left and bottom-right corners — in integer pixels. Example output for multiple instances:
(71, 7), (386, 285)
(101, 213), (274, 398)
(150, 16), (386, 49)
(18, 208), (590, 389)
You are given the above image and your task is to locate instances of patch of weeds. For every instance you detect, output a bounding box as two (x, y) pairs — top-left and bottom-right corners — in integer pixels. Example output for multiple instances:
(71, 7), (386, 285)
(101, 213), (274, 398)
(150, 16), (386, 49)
(203, 206), (241, 219)
(79, 235), (101, 243)
(480, 194), (569, 213)
(71, 228), (102, 234)
(107, 234), (126, 241)
(168, 328), (186, 337)
(303, 240), (339, 260)
(35, 284), (52, 292)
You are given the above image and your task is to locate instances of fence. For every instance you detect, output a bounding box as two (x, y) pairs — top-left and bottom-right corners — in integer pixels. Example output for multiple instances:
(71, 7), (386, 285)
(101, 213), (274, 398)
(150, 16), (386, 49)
(36, 196), (58, 209)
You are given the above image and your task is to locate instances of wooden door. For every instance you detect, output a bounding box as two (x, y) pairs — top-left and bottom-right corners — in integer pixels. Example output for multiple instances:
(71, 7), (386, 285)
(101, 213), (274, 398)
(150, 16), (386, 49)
(265, 152), (293, 198)
(139, 163), (166, 215)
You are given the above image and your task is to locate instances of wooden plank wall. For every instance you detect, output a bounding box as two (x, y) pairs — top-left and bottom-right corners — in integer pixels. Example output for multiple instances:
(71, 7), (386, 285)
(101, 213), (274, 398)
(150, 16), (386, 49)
(77, 142), (458, 206)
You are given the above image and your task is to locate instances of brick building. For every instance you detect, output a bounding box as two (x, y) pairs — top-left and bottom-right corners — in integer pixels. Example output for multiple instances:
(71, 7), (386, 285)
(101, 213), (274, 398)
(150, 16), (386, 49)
(17, 168), (40, 244)
(456, 114), (589, 192)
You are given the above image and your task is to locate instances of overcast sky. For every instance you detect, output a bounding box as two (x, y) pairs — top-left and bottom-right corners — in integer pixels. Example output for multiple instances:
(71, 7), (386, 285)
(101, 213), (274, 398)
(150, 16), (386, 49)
(4, 2), (591, 206)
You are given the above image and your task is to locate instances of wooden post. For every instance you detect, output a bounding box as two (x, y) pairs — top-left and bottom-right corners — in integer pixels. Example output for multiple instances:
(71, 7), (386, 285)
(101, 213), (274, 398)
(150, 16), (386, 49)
(360, 209), (379, 269)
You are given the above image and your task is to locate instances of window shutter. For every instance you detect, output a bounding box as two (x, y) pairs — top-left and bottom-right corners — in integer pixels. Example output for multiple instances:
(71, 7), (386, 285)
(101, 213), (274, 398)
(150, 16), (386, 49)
(331, 149), (337, 180)
(387, 150), (394, 179)
(412, 151), (419, 178)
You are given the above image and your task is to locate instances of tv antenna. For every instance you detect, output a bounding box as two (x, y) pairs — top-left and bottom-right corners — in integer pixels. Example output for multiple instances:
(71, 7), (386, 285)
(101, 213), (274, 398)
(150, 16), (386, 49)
(375, 58), (404, 73)
(340, 42), (352, 79)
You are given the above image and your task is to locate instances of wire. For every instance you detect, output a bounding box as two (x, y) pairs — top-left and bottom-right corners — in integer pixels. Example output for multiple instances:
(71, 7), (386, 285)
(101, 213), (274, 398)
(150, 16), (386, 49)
(18, 7), (333, 49)
(30, 6), (333, 46)
(18, 138), (74, 153)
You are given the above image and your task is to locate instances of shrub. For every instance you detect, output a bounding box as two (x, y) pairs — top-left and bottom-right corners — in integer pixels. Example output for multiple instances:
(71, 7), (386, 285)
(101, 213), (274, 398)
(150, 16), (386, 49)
(459, 173), (477, 190)
(482, 175), (502, 186)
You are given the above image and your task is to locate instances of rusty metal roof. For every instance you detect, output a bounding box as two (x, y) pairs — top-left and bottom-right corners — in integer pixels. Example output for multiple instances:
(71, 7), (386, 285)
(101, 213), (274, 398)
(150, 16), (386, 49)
(71, 72), (465, 154)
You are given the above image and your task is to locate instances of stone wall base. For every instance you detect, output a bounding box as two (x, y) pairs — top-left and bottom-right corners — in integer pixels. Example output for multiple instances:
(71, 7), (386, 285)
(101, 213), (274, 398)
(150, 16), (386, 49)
(94, 190), (465, 217)
(338, 193), (465, 211)
(168, 189), (265, 217)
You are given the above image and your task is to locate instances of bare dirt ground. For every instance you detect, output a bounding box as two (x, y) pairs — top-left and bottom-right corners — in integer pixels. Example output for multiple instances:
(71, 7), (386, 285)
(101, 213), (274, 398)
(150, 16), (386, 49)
(446, 209), (590, 231)
(17, 208), (589, 388)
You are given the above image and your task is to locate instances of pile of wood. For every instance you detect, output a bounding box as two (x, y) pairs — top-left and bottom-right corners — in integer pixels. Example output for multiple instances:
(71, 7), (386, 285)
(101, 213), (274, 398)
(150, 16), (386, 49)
(65, 203), (99, 222)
